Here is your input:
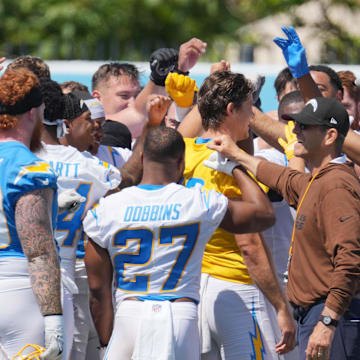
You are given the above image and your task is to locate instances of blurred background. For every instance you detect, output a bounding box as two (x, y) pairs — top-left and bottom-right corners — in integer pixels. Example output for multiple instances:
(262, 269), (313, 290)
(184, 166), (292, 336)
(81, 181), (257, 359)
(1, 0), (360, 111)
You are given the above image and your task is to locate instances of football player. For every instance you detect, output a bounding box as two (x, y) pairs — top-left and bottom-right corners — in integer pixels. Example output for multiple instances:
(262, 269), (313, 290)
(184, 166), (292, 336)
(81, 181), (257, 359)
(0, 69), (63, 359)
(180, 70), (297, 359)
(83, 126), (275, 359)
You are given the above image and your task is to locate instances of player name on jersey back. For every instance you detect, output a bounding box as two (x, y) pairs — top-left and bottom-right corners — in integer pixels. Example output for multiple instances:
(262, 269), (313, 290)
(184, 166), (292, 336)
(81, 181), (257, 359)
(123, 203), (181, 223)
(83, 183), (228, 304)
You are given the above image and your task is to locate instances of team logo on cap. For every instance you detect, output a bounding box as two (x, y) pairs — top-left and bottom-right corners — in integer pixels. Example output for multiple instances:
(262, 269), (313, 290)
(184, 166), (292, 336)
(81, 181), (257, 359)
(306, 99), (318, 112)
(330, 117), (338, 125)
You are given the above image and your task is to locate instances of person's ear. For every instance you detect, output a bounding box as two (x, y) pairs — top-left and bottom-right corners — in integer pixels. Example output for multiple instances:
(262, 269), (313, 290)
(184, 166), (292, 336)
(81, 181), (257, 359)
(92, 90), (102, 101)
(226, 102), (235, 116)
(336, 90), (343, 102)
(29, 108), (36, 123)
(324, 128), (338, 146)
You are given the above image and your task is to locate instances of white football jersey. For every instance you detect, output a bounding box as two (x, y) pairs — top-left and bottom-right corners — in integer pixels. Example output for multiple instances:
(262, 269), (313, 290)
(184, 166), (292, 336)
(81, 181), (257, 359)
(255, 147), (295, 281)
(37, 143), (121, 260)
(83, 183), (228, 304)
(96, 145), (132, 168)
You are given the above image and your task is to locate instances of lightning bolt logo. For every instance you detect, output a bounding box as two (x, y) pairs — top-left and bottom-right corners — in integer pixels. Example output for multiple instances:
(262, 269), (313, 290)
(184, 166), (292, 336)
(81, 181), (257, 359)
(249, 298), (265, 360)
(98, 159), (110, 168)
(108, 146), (119, 166)
(14, 161), (53, 185)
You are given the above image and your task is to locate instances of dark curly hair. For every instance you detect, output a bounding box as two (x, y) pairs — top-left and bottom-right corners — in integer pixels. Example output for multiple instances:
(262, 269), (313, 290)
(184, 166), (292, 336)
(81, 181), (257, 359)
(40, 79), (65, 121)
(60, 81), (89, 94)
(7, 56), (51, 81)
(198, 71), (253, 131)
(0, 68), (39, 129)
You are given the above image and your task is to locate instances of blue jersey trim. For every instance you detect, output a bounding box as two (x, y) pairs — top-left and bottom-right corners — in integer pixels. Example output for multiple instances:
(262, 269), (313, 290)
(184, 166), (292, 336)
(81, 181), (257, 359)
(136, 184), (166, 190)
(195, 137), (212, 144)
(0, 253), (26, 259)
(135, 295), (198, 304)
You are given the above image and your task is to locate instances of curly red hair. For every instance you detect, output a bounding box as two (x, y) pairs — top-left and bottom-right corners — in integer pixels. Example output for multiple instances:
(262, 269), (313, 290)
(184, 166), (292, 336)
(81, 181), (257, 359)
(0, 68), (39, 130)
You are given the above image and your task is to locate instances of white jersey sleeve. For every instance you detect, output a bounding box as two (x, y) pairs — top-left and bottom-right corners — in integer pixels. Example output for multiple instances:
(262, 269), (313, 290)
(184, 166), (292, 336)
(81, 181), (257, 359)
(254, 146), (295, 281)
(255, 148), (287, 166)
(95, 144), (132, 168)
(83, 183), (228, 304)
(83, 203), (106, 247)
(37, 144), (121, 260)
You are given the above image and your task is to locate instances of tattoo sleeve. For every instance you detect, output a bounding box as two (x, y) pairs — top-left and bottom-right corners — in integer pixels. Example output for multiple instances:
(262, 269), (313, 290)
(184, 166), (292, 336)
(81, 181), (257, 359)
(15, 188), (62, 316)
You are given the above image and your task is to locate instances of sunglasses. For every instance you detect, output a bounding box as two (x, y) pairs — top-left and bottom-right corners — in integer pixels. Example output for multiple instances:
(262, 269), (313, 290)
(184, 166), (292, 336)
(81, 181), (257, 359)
(295, 122), (313, 131)
(296, 122), (335, 131)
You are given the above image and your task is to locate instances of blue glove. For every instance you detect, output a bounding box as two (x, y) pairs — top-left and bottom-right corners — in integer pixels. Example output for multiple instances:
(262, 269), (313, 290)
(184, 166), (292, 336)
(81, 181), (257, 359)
(273, 26), (309, 79)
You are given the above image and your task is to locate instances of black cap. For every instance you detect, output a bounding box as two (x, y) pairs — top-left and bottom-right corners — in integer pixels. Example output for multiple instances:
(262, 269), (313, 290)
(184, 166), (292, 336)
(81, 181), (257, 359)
(101, 120), (132, 149)
(282, 97), (349, 136)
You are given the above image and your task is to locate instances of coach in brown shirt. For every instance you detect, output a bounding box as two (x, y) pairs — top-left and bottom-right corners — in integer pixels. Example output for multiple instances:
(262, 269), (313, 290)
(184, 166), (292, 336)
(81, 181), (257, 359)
(206, 97), (360, 360)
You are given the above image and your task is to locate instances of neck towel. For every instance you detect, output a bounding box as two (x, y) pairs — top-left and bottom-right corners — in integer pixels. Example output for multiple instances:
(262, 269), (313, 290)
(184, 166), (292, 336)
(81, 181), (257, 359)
(131, 300), (175, 360)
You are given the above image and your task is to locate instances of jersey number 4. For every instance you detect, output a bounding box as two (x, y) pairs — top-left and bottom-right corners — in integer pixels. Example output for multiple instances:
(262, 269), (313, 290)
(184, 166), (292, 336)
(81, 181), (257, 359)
(113, 223), (199, 292)
(57, 183), (91, 247)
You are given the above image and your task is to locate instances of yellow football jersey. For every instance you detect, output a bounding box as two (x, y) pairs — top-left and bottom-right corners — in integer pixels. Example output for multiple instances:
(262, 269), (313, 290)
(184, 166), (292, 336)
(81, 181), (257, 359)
(183, 137), (257, 284)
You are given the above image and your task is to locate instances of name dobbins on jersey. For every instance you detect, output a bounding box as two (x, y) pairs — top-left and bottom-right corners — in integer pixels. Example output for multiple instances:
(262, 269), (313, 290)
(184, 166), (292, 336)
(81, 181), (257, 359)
(124, 203), (182, 222)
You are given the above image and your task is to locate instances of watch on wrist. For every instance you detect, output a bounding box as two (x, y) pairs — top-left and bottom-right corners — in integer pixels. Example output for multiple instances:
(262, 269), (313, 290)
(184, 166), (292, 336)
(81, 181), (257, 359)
(319, 315), (338, 327)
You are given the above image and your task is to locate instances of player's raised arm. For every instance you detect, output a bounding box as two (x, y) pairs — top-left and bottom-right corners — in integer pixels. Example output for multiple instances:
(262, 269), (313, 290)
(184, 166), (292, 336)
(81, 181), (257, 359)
(85, 238), (114, 348)
(114, 95), (170, 190)
(203, 147), (275, 234)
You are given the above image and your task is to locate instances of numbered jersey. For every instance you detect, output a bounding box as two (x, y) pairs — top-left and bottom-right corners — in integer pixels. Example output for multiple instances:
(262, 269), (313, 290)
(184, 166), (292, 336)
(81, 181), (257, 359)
(75, 145), (132, 260)
(37, 144), (121, 260)
(96, 145), (132, 168)
(83, 183), (228, 303)
(183, 137), (263, 285)
(0, 141), (58, 258)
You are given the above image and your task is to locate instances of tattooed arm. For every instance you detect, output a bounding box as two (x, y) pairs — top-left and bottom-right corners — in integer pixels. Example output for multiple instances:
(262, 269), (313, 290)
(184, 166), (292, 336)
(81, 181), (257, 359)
(15, 188), (62, 316)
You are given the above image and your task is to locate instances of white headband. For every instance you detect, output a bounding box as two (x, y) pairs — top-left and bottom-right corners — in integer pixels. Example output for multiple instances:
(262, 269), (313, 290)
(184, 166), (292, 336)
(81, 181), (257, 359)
(43, 118), (67, 138)
(82, 99), (105, 120)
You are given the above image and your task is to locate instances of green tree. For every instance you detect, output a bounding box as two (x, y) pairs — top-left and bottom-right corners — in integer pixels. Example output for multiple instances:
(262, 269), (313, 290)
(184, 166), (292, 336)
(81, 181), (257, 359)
(1, 0), (358, 63)
(0, 0), (240, 60)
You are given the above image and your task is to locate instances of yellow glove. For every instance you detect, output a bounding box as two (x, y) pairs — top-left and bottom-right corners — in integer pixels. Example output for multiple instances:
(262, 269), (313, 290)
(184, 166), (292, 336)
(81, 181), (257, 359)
(278, 121), (297, 160)
(165, 72), (198, 108)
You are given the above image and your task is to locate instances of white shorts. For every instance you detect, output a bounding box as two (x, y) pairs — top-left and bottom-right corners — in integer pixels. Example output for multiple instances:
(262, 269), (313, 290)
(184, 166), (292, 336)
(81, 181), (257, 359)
(0, 259), (45, 359)
(61, 258), (80, 360)
(199, 273), (283, 360)
(105, 300), (200, 360)
(71, 260), (100, 360)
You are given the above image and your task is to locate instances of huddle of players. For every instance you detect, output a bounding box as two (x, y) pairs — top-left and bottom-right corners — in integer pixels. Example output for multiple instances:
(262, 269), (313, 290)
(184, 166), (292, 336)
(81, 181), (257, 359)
(1, 27), (359, 360)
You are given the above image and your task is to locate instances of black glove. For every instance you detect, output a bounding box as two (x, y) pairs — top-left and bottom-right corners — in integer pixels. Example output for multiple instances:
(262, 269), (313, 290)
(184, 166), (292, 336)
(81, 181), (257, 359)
(150, 48), (179, 86)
